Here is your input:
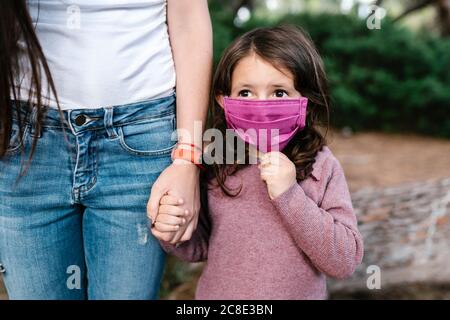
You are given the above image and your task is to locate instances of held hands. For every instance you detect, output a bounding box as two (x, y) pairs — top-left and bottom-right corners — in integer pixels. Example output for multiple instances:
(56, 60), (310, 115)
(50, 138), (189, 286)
(147, 160), (200, 245)
(259, 151), (297, 200)
(149, 151), (296, 244)
(151, 193), (189, 243)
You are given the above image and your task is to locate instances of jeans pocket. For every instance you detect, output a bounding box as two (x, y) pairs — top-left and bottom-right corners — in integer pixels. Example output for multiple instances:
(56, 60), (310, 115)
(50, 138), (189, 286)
(4, 123), (30, 156)
(117, 113), (177, 156)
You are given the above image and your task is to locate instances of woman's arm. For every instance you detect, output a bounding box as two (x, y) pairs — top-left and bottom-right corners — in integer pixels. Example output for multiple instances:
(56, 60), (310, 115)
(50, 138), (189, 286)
(168, 0), (212, 146)
(271, 159), (364, 280)
(148, 0), (212, 244)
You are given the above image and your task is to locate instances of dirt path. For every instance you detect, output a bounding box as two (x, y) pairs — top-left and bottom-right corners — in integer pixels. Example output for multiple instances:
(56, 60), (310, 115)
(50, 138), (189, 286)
(328, 130), (450, 192)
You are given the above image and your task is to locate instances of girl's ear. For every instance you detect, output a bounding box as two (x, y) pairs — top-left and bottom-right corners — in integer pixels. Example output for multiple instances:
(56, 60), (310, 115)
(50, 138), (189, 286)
(216, 95), (225, 109)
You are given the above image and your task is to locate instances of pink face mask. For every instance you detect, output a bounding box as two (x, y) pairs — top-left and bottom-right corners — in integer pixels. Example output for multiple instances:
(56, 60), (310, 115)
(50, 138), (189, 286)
(223, 97), (308, 152)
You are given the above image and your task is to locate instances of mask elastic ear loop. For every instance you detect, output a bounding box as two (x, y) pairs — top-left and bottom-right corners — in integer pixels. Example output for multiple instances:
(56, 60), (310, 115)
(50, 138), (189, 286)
(297, 99), (308, 127)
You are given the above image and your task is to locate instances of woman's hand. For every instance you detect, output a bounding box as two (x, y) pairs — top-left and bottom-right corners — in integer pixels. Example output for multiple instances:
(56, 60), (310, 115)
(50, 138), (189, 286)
(259, 152), (297, 200)
(147, 160), (200, 244)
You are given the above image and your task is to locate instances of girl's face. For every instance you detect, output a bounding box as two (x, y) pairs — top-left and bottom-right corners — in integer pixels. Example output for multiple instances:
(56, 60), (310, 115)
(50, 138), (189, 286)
(228, 53), (302, 100)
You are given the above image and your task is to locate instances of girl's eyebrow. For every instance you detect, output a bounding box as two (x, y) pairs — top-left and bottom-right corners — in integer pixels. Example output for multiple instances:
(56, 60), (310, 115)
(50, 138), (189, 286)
(233, 82), (255, 88)
(269, 83), (293, 88)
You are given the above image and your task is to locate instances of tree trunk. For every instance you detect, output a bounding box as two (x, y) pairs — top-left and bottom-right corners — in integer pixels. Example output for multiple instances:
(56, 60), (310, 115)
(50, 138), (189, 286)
(437, 0), (450, 36)
(328, 178), (450, 295)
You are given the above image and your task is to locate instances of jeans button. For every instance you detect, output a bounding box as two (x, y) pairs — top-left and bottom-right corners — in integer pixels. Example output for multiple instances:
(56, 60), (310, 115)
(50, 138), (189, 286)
(75, 114), (87, 126)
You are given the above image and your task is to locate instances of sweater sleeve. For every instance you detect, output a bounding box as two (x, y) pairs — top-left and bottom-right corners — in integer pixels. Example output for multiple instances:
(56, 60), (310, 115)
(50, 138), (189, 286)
(158, 207), (211, 263)
(271, 159), (364, 279)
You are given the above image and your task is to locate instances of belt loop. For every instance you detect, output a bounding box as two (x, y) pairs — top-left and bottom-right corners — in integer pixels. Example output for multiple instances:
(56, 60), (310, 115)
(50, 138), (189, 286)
(29, 105), (42, 138)
(104, 107), (118, 138)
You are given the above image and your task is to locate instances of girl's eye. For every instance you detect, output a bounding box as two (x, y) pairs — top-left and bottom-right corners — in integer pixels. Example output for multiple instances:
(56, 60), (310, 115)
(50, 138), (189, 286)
(274, 90), (288, 98)
(238, 90), (252, 98)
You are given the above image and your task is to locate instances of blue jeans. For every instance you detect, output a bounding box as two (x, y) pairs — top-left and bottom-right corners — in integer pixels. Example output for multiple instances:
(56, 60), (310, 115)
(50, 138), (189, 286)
(0, 95), (177, 300)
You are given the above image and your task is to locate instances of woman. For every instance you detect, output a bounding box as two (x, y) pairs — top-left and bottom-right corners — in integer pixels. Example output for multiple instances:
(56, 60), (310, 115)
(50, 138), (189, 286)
(0, 0), (211, 299)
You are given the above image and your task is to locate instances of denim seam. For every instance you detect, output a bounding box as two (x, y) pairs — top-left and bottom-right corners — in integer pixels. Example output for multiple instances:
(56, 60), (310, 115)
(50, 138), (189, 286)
(116, 113), (177, 156)
(79, 130), (99, 194)
(71, 134), (81, 203)
(4, 125), (30, 156)
(117, 125), (177, 157)
(27, 110), (176, 132)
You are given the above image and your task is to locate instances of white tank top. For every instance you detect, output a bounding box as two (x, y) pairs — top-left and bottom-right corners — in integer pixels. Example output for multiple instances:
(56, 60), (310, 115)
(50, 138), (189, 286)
(19, 0), (176, 110)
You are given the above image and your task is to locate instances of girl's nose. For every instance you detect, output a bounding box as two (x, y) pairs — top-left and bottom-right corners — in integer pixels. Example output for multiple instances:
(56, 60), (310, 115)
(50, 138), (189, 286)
(255, 93), (270, 100)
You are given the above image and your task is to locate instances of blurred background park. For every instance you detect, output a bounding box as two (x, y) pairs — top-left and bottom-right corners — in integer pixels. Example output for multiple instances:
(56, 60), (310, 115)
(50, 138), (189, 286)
(1, 0), (450, 300)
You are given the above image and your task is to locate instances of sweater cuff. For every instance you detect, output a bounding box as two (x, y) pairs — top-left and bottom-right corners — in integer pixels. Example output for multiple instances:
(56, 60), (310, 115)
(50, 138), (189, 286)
(159, 240), (178, 253)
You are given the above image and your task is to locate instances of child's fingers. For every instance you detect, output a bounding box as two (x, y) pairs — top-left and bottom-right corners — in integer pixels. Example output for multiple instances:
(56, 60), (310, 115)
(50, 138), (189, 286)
(259, 164), (277, 175)
(259, 153), (269, 164)
(258, 158), (275, 171)
(160, 194), (184, 206)
(151, 228), (176, 243)
(259, 156), (276, 169)
(153, 221), (181, 232)
(260, 152), (284, 166)
(158, 204), (189, 217)
(260, 166), (277, 182)
(260, 171), (270, 182)
(156, 213), (186, 226)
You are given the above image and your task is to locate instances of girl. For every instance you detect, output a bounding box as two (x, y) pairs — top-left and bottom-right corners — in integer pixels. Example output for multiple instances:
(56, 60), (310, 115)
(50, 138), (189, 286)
(152, 26), (364, 300)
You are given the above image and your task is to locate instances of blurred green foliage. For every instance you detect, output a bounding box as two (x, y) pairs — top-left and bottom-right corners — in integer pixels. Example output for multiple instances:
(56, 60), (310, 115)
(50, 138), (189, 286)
(210, 9), (450, 137)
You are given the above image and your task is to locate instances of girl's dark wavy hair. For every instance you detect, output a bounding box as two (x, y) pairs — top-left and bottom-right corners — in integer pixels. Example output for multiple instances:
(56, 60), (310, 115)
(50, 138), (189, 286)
(205, 25), (330, 197)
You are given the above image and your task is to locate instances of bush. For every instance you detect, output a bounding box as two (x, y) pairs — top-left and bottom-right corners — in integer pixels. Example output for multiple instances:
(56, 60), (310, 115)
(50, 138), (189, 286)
(211, 12), (450, 138)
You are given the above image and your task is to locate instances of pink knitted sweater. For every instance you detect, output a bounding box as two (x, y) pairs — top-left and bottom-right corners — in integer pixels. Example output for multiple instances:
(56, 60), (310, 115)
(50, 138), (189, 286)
(161, 146), (364, 300)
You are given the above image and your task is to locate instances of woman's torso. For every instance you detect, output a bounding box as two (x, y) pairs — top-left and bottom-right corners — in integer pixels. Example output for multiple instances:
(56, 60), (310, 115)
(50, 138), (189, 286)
(17, 0), (176, 110)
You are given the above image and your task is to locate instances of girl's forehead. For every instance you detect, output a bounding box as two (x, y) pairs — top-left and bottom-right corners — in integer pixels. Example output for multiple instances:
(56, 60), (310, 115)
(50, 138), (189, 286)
(232, 54), (295, 85)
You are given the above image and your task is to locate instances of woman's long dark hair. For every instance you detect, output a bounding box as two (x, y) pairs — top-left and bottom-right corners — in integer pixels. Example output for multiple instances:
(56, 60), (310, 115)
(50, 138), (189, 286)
(207, 25), (330, 196)
(0, 0), (61, 176)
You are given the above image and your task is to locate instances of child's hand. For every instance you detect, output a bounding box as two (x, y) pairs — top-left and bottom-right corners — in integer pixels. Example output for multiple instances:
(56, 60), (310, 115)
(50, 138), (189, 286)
(152, 194), (189, 238)
(259, 151), (297, 200)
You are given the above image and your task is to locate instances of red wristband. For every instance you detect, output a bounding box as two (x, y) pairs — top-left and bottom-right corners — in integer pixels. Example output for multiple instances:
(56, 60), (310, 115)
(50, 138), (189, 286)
(171, 147), (205, 170)
(176, 142), (203, 152)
